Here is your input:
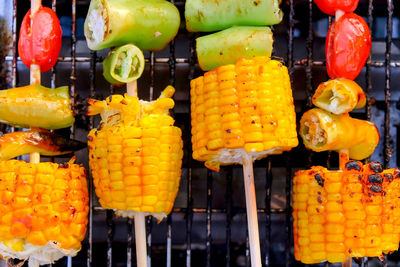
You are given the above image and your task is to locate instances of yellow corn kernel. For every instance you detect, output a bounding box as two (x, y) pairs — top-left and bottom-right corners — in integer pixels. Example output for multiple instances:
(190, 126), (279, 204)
(190, 57), (298, 171)
(293, 164), (400, 263)
(0, 160), (88, 254)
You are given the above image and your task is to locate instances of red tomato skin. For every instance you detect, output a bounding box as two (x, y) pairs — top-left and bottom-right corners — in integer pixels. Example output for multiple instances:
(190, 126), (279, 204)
(314, 0), (359, 16)
(325, 13), (371, 80)
(18, 6), (62, 72)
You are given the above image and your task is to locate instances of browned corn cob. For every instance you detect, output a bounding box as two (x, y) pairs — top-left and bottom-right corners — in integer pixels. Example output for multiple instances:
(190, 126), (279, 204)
(190, 56), (298, 171)
(293, 161), (400, 264)
(0, 158), (88, 264)
(88, 87), (183, 219)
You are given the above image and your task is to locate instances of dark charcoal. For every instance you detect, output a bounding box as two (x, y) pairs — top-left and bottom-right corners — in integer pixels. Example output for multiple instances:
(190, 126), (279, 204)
(368, 174), (383, 184)
(314, 174), (324, 187)
(369, 162), (384, 173)
(370, 184), (383, 193)
(384, 173), (394, 182)
(345, 161), (361, 171)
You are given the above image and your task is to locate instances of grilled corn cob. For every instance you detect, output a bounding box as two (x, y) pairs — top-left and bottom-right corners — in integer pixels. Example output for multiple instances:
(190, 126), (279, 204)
(88, 86), (183, 220)
(191, 56), (298, 171)
(0, 158), (88, 265)
(293, 161), (400, 264)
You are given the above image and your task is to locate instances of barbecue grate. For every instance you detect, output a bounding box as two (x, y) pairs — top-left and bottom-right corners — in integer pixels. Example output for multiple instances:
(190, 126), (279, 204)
(0, 0), (399, 266)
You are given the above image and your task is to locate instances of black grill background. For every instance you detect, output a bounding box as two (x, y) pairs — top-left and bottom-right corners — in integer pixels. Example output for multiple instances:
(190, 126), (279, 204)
(1, 0), (399, 266)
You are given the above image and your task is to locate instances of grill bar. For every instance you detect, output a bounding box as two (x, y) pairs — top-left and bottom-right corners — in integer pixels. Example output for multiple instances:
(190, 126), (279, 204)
(366, 0), (374, 121)
(225, 167), (233, 267)
(127, 218), (133, 267)
(206, 170), (212, 267)
(106, 210), (114, 267)
(264, 158), (272, 266)
(384, 0), (393, 168)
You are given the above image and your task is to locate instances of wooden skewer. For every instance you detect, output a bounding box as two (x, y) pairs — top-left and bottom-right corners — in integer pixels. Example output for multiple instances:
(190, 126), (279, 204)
(127, 80), (147, 267)
(29, 0), (41, 165)
(242, 153), (262, 267)
(339, 149), (352, 267)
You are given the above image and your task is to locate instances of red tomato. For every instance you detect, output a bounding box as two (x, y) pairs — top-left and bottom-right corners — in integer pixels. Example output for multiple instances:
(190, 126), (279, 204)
(314, 0), (359, 16)
(326, 13), (371, 80)
(18, 6), (62, 72)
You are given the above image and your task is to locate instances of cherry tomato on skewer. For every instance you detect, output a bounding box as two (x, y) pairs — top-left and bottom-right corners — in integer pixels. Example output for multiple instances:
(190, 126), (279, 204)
(314, 0), (359, 16)
(326, 12), (371, 80)
(18, 6), (62, 72)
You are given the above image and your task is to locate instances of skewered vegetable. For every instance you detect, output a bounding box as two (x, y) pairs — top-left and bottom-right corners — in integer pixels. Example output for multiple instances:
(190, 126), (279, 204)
(313, 0), (359, 16)
(312, 78), (366, 114)
(293, 161), (400, 263)
(18, 5), (62, 72)
(191, 56), (298, 171)
(87, 86), (183, 220)
(185, 0), (282, 32)
(0, 130), (86, 161)
(0, 84), (74, 130)
(102, 44), (145, 85)
(196, 26), (273, 71)
(0, 158), (88, 265)
(326, 13), (371, 80)
(300, 108), (379, 160)
(84, 0), (180, 52)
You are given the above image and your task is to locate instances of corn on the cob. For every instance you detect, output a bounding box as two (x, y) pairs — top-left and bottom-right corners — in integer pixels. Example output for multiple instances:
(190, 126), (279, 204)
(293, 161), (400, 264)
(190, 56), (298, 171)
(0, 158), (88, 265)
(88, 86), (183, 220)
(300, 108), (379, 160)
(312, 78), (366, 114)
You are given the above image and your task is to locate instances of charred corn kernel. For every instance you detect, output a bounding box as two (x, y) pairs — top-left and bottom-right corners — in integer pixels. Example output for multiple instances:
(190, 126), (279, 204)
(88, 86), (183, 220)
(0, 159), (88, 263)
(293, 161), (400, 264)
(190, 57), (298, 171)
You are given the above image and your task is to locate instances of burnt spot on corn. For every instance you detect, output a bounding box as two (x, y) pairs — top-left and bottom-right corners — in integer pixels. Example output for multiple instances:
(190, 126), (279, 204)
(369, 162), (384, 173)
(370, 184), (383, 193)
(226, 129), (231, 133)
(58, 162), (69, 169)
(369, 174), (383, 184)
(345, 161), (361, 171)
(317, 196), (322, 203)
(87, 136), (93, 142)
(394, 169), (400, 178)
(384, 173), (394, 182)
(314, 174), (324, 187)
(120, 99), (128, 105)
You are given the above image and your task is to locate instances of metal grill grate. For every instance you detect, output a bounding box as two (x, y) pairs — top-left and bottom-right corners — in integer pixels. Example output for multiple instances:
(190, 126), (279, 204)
(0, 0), (399, 266)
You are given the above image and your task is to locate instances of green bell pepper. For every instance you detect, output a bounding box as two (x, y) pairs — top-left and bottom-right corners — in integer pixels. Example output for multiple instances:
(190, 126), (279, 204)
(196, 26), (273, 71)
(84, 0), (180, 51)
(0, 84), (74, 129)
(103, 44), (145, 85)
(185, 0), (282, 32)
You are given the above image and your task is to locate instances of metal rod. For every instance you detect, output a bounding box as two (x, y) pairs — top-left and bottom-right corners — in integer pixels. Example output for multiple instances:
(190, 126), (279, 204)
(384, 0), (393, 169)
(127, 218), (133, 267)
(305, 0), (314, 108)
(87, 50), (96, 267)
(206, 170), (212, 267)
(70, 0), (77, 139)
(106, 210), (114, 267)
(285, 154), (292, 267)
(225, 167), (233, 267)
(146, 216), (153, 267)
(264, 158), (272, 266)
(11, 0), (17, 88)
(166, 215), (172, 267)
(366, 0), (374, 121)
(149, 52), (155, 101)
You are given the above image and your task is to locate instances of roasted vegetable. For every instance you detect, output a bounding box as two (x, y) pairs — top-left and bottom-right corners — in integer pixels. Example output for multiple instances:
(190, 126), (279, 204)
(0, 130), (86, 161)
(0, 158), (88, 265)
(0, 84), (74, 130)
(196, 26), (273, 71)
(293, 161), (400, 263)
(312, 78), (366, 114)
(185, 0), (282, 32)
(300, 108), (378, 160)
(103, 44), (145, 85)
(191, 57), (298, 171)
(87, 86), (183, 220)
(84, 0), (180, 52)
(18, 5), (62, 72)
(326, 13), (371, 80)
(314, 0), (359, 16)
